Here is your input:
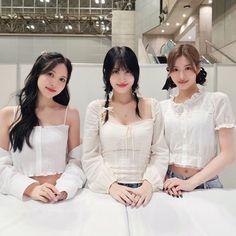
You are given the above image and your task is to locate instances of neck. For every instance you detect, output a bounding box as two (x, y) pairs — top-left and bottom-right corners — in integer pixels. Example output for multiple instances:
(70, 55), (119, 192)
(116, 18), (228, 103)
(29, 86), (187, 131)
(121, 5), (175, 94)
(36, 94), (58, 109)
(112, 92), (134, 104)
(177, 85), (199, 101)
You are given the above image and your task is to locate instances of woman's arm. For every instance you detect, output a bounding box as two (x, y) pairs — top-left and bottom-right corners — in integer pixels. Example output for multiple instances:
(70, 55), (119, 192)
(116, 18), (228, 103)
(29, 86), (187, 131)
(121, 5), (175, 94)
(0, 107), (39, 200)
(82, 100), (117, 193)
(165, 128), (235, 192)
(142, 99), (169, 191)
(54, 107), (86, 200)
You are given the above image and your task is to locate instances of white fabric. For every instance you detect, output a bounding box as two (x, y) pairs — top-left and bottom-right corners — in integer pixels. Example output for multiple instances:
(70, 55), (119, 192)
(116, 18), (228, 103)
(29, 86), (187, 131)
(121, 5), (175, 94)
(11, 125), (69, 176)
(82, 98), (169, 193)
(160, 87), (235, 169)
(0, 126), (85, 200)
(0, 189), (235, 236)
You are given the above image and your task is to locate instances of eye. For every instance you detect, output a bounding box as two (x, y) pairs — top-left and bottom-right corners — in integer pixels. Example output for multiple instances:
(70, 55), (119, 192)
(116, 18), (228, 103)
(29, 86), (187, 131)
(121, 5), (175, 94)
(112, 69), (119, 74)
(172, 68), (178, 72)
(59, 77), (66, 83)
(185, 66), (193, 71)
(47, 72), (54, 77)
(125, 69), (131, 74)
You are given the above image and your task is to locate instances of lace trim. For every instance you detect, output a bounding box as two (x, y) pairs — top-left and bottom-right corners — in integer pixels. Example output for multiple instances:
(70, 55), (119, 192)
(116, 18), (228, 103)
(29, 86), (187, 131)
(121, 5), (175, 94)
(170, 85), (205, 106)
(215, 124), (235, 130)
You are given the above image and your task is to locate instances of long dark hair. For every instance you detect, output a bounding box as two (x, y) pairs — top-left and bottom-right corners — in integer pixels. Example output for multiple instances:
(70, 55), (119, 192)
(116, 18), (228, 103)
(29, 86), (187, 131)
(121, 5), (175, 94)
(103, 46), (140, 123)
(162, 44), (207, 90)
(10, 52), (72, 152)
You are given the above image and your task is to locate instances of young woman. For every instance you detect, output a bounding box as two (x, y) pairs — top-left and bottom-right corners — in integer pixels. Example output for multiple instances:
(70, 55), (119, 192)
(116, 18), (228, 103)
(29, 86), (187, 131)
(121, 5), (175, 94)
(82, 46), (169, 208)
(161, 44), (235, 197)
(0, 52), (85, 202)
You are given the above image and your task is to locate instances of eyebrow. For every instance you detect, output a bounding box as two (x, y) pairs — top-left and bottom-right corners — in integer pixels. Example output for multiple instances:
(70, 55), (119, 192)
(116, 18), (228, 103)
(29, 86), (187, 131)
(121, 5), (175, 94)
(51, 69), (67, 79)
(173, 64), (192, 68)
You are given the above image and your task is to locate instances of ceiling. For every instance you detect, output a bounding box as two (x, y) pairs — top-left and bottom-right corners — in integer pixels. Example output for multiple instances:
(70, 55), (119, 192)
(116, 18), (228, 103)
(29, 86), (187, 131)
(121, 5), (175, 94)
(145, 0), (212, 39)
(0, 0), (135, 35)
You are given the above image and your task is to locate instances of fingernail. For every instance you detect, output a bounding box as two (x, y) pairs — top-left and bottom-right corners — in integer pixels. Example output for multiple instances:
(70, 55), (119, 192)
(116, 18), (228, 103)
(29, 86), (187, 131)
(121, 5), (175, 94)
(180, 194), (183, 198)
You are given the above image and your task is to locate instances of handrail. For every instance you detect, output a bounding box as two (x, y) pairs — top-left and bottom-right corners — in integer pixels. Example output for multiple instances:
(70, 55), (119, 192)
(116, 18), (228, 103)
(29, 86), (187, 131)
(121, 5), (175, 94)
(145, 43), (159, 63)
(205, 40), (236, 63)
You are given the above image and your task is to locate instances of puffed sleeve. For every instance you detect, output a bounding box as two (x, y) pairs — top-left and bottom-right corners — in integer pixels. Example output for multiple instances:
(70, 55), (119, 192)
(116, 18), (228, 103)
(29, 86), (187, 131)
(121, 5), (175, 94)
(82, 100), (116, 193)
(55, 145), (86, 200)
(0, 147), (38, 200)
(213, 92), (235, 130)
(142, 99), (169, 191)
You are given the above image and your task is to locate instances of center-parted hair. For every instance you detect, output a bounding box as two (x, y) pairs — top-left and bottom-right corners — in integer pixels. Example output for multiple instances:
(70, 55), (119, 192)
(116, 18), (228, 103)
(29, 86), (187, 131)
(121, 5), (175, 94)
(10, 52), (72, 152)
(102, 46), (140, 122)
(162, 44), (207, 90)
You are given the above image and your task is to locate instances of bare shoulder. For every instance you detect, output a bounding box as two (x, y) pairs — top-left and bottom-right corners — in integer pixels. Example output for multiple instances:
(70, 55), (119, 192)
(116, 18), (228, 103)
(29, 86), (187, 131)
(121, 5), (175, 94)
(139, 97), (158, 107)
(0, 106), (17, 127)
(138, 97), (157, 118)
(66, 106), (80, 125)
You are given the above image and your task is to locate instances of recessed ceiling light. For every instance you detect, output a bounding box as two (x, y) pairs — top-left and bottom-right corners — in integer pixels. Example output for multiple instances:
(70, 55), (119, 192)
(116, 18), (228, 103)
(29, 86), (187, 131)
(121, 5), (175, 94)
(183, 5), (191, 8)
(166, 22), (170, 26)
(188, 36), (192, 39)
(208, 0), (212, 3)
(161, 29), (165, 33)
(176, 22), (180, 26)
(182, 14), (186, 18)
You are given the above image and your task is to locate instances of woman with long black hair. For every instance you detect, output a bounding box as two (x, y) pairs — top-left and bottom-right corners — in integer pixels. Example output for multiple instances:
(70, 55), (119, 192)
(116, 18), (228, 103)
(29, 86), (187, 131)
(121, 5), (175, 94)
(0, 52), (85, 202)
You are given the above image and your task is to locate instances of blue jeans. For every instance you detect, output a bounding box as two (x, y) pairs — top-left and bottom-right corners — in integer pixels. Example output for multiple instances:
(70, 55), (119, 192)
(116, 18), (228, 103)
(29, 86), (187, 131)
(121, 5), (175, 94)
(167, 170), (223, 189)
(118, 183), (142, 188)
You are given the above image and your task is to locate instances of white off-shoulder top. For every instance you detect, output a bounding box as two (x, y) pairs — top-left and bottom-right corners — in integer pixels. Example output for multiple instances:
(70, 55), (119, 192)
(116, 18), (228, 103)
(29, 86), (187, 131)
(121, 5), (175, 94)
(160, 86), (235, 169)
(82, 98), (169, 193)
(0, 107), (86, 200)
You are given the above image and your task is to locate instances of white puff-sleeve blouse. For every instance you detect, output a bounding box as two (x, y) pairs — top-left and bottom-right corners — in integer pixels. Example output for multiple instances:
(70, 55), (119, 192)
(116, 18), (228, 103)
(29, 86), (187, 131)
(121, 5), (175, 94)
(160, 87), (235, 169)
(82, 98), (169, 193)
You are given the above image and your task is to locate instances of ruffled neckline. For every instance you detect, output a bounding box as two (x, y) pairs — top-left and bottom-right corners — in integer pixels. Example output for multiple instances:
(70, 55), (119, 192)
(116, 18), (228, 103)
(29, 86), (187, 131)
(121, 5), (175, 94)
(170, 85), (205, 106)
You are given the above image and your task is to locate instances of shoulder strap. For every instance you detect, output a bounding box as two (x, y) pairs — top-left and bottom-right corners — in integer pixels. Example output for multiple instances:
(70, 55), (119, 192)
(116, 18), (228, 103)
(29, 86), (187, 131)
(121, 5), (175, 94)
(63, 106), (69, 125)
(12, 106), (17, 124)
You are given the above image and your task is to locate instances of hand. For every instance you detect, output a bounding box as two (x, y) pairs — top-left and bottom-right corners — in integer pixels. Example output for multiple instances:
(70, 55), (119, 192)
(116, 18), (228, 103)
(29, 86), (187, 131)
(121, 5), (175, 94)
(54, 191), (68, 202)
(164, 177), (197, 196)
(24, 182), (60, 203)
(109, 182), (134, 206)
(129, 180), (153, 208)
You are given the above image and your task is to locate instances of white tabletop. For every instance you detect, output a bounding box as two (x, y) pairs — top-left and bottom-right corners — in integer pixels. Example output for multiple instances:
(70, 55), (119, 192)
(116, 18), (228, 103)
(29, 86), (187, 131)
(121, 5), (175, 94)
(0, 189), (235, 236)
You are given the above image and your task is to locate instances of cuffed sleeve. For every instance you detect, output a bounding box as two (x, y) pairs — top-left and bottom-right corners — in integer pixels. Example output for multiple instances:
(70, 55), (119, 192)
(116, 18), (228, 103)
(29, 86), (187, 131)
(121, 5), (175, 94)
(82, 100), (116, 193)
(213, 92), (235, 130)
(0, 147), (38, 200)
(55, 145), (86, 200)
(142, 99), (169, 191)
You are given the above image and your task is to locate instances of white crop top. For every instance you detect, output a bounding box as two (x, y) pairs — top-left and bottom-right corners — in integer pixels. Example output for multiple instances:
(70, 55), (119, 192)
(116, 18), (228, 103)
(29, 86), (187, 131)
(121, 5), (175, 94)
(82, 98), (169, 193)
(160, 86), (235, 169)
(0, 107), (86, 200)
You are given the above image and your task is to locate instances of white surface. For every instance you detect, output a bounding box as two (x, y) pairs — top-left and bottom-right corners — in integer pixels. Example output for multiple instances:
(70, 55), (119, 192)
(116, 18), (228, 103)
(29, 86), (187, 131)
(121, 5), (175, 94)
(0, 189), (236, 236)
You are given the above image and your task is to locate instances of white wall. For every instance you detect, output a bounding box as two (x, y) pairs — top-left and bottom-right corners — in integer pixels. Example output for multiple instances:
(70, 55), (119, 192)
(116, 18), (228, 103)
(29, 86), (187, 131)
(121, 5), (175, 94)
(0, 36), (111, 64)
(1, 63), (236, 188)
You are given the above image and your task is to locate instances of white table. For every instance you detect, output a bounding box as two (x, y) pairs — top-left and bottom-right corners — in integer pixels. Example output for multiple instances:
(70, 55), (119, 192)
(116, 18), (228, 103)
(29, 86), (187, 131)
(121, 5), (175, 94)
(0, 189), (236, 236)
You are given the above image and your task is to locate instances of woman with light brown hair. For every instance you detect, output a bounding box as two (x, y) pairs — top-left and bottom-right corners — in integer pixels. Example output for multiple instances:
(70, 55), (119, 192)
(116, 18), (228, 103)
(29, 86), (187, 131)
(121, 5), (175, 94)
(161, 44), (235, 197)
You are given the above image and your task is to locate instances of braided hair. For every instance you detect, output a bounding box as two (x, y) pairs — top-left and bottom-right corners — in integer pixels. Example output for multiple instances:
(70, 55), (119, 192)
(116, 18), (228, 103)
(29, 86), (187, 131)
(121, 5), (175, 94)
(102, 46), (140, 123)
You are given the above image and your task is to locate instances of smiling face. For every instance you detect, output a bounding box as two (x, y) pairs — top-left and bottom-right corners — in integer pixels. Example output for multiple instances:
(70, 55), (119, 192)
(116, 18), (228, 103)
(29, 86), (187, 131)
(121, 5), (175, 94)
(110, 66), (135, 95)
(37, 63), (68, 100)
(170, 55), (200, 92)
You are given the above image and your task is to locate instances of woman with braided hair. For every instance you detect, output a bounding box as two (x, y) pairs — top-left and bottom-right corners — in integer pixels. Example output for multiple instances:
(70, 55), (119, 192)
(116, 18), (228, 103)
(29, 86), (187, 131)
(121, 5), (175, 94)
(161, 44), (235, 197)
(82, 46), (169, 208)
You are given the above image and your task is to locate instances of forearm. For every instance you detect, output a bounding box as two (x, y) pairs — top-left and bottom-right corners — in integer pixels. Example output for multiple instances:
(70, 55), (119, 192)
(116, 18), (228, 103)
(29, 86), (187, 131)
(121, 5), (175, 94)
(190, 152), (235, 187)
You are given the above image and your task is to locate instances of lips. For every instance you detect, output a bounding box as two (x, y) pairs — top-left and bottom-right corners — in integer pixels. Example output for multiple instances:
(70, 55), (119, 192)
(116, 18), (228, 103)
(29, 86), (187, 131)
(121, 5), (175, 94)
(46, 87), (56, 93)
(117, 83), (128, 87)
(178, 80), (188, 84)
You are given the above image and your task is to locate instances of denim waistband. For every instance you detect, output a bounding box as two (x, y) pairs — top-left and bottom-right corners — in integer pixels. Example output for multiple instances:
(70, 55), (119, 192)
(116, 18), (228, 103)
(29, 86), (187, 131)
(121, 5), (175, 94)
(167, 170), (223, 189)
(118, 183), (142, 188)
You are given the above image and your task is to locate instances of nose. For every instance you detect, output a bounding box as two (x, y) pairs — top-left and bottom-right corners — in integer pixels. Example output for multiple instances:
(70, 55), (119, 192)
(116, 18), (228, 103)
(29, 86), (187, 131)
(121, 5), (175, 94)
(179, 70), (184, 79)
